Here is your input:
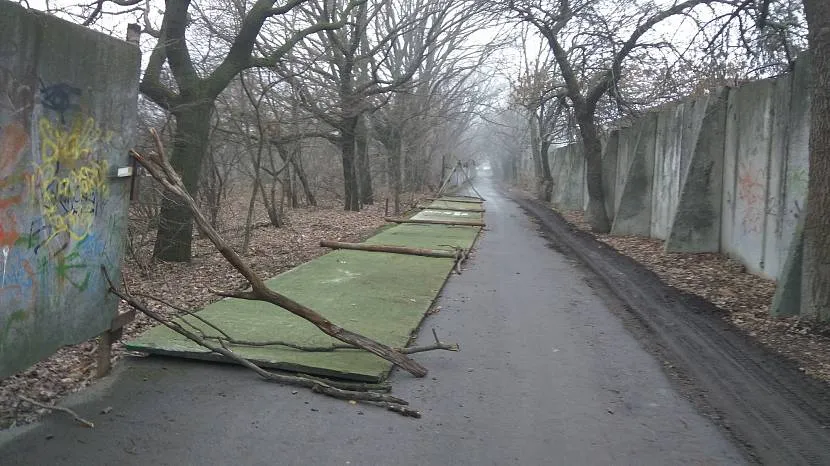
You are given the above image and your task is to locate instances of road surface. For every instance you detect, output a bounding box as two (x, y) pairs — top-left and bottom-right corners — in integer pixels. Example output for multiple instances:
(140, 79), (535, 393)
(0, 180), (745, 465)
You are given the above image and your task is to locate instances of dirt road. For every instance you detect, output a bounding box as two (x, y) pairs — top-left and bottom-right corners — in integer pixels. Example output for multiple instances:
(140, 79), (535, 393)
(0, 180), (751, 465)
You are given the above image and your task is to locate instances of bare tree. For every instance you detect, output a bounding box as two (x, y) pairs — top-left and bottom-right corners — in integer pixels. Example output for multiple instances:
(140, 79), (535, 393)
(277, 0), (485, 211)
(508, 27), (578, 201)
(800, 0), (830, 320)
(504, 0), (723, 232)
(372, 3), (496, 210)
(129, 0), (365, 261)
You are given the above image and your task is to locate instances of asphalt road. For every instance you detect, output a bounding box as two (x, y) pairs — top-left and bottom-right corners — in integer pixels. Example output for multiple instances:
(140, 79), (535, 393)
(0, 179), (746, 465)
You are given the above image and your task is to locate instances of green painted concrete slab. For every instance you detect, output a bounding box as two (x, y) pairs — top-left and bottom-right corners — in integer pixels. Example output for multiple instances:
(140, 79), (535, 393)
(438, 196), (484, 204)
(426, 200), (485, 211)
(365, 224), (480, 250)
(413, 209), (483, 223)
(126, 197), (482, 382)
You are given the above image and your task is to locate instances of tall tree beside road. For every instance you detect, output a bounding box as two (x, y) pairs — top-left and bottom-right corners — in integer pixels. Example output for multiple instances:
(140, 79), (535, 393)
(801, 0), (830, 320)
(505, 0), (718, 232)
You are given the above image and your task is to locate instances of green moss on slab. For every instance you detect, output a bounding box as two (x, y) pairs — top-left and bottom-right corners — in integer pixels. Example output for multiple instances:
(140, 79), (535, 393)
(127, 197), (482, 382)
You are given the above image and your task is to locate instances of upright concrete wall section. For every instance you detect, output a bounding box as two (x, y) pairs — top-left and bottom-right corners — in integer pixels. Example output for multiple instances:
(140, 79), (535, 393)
(549, 143), (585, 210)
(721, 79), (775, 276)
(601, 130), (619, 222)
(651, 104), (685, 239)
(665, 89), (727, 252)
(0, 3), (140, 377)
(533, 59), (810, 290)
(611, 112), (657, 236)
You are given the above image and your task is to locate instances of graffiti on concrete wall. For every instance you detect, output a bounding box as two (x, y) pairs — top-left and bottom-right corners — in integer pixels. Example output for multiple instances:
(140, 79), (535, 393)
(0, 65), (36, 309)
(0, 66), (113, 344)
(0, 2), (139, 378)
(786, 167), (808, 218)
(736, 161), (766, 234)
(31, 112), (110, 250)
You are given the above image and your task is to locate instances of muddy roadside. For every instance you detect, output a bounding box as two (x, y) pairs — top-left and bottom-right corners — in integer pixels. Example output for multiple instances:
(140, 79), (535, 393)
(511, 191), (830, 466)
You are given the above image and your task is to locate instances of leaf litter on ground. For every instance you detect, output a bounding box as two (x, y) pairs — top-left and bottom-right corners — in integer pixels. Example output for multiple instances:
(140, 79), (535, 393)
(0, 197), (410, 430)
(553, 205), (830, 384)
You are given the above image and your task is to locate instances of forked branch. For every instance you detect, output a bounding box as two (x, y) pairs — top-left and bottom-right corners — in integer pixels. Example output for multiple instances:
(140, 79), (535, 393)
(103, 268), (419, 417)
(130, 129), (428, 378)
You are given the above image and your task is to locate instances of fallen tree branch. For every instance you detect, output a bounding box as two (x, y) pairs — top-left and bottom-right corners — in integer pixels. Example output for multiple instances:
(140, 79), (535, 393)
(203, 335), (355, 351)
(442, 244), (472, 274)
(19, 395), (95, 428)
(396, 329), (459, 354)
(131, 129), (427, 378)
(457, 248), (467, 274)
(460, 169), (486, 201)
(424, 197), (483, 204)
(444, 194), (484, 200)
(130, 291), (394, 392)
(199, 329), (459, 355)
(320, 240), (459, 258)
(435, 163), (459, 198)
(297, 374), (392, 393)
(379, 402), (422, 417)
(384, 217), (486, 227)
(135, 293), (233, 340)
(416, 205), (485, 213)
(103, 267), (417, 414)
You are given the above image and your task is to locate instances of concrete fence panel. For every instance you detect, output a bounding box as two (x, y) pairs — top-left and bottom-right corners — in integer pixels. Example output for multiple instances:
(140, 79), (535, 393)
(611, 112), (658, 236)
(524, 58), (810, 305)
(651, 105), (685, 239)
(665, 88), (728, 252)
(0, 3), (139, 377)
(722, 79), (776, 276)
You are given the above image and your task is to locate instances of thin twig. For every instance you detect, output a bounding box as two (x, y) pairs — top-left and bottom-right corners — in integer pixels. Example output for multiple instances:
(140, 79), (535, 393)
(134, 283), (459, 356)
(397, 329), (460, 354)
(204, 335), (355, 352)
(135, 292), (232, 340)
(19, 395), (94, 428)
(103, 267), (415, 412)
(130, 129), (428, 377)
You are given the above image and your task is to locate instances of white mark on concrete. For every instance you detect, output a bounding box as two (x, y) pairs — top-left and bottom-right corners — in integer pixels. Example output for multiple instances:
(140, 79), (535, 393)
(321, 269), (362, 284)
(1, 246), (9, 288)
(429, 210), (471, 216)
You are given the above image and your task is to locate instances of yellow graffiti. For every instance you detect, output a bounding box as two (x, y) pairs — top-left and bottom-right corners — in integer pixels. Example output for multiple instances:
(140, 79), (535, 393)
(32, 116), (110, 243)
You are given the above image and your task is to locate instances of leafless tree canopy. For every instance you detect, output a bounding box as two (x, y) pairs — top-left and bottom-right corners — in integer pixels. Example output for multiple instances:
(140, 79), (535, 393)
(30, 0), (826, 323)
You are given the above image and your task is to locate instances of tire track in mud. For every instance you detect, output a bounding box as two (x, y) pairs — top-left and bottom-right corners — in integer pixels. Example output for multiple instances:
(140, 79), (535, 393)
(513, 193), (830, 466)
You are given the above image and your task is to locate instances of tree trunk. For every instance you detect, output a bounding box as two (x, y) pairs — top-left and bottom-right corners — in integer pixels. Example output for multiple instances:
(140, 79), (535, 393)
(576, 112), (611, 233)
(403, 147), (414, 194)
(529, 113), (544, 189)
(540, 139), (554, 202)
(441, 152), (448, 186)
(320, 240), (458, 258)
(259, 178), (282, 228)
(284, 158), (298, 209)
(242, 142), (263, 253)
(340, 116), (360, 211)
(153, 103), (213, 262)
(200, 150), (223, 233)
(356, 114), (373, 205)
(389, 134), (402, 215)
(802, 0), (830, 321)
(290, 150), (316, 207)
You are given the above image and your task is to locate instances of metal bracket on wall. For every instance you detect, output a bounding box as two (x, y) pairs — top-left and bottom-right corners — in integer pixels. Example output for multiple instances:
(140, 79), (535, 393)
(107, 153), (141, 201)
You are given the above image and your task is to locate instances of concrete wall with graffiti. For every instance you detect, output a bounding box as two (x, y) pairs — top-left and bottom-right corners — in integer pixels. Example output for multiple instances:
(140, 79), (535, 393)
(541, 58), (811, 283)
(0, 3), (139, 377)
